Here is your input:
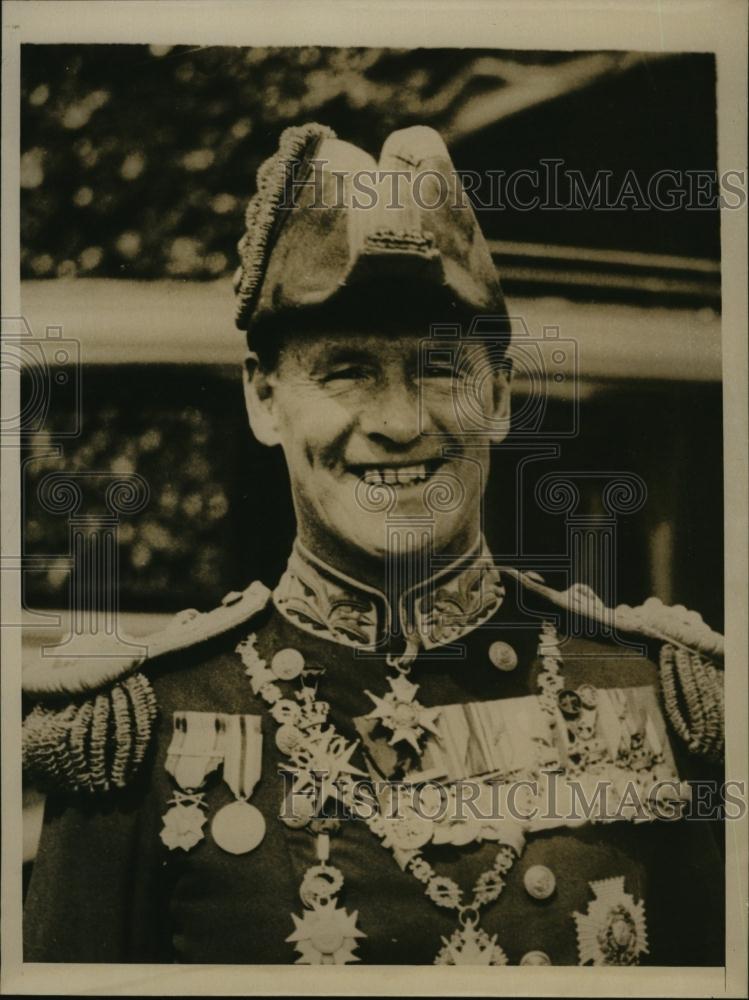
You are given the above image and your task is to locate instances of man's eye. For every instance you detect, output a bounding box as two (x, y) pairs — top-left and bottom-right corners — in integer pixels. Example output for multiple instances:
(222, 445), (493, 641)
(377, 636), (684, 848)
(323, 366), (368, 383)
(422, 365), (455, 378)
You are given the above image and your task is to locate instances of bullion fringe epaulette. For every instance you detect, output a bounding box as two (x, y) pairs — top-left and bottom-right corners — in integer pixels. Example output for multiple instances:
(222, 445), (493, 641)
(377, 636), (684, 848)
(616, 596), (724, 761)
(506, 569), (725, 762)
(22, 581), (271, 794)
(23, 674), (158, 794)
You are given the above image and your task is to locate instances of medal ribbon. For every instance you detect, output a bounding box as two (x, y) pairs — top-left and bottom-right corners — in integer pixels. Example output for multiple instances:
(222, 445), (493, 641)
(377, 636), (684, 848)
(165, 711), (226, 791)
(222, 714), (263, 801)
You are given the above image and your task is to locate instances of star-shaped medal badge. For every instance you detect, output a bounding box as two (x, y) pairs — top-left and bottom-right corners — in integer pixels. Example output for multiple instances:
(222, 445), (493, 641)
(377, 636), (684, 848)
(287, 901), (366, 964)
(573, 877), (649, 965)
(284, 728), (368, 806)
(365, 675), (441, 754)
(435, 923), (508, 966)
(159, 798), (207, 852)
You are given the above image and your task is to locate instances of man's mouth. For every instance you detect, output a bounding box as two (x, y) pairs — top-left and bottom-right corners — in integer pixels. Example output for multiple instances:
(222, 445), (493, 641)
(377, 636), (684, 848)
(348, 459), (446, 486)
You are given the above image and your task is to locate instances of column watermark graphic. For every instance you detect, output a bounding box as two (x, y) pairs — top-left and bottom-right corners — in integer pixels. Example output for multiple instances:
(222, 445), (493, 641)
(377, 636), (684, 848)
(3, 315), (149, 656)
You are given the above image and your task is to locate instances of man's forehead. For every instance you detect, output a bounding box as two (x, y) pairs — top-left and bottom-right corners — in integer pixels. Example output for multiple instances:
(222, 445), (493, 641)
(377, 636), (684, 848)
(281, 327), (485, 358)
(281, 328), (433, 360)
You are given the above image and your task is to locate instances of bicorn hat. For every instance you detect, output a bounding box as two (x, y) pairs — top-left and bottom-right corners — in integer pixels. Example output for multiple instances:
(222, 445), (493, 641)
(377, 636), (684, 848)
(234, 122), (508, 340)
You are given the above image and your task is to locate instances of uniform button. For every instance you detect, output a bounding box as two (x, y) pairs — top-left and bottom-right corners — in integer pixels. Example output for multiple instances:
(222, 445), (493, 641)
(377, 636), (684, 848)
(488, 641), (518, 672)
(520, 950), (552, 965)
(271, 647), (305, 680)
(523, 864), (556, 900)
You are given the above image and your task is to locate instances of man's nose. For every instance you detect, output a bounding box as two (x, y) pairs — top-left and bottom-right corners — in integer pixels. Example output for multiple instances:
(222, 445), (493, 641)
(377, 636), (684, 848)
(360, 378), (422, 446)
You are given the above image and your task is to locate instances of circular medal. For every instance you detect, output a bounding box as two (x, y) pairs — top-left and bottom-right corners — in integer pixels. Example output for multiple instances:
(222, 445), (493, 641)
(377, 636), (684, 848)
(211, 800), (266, 854)
(276, 723), (306, 755)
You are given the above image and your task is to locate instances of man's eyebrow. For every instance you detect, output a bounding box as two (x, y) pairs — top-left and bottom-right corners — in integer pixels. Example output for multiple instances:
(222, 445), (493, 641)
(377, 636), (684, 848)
(313, 346), (377, 366)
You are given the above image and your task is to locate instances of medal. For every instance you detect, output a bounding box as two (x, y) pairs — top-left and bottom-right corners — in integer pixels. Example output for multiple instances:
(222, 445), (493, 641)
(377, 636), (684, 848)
(436, 921), (509, 966)
(364, 674), (440, 755)
(236, 620), (583, 966)
(161, 711), (226, 852)
(211, 799), (266, 854)
(282, 728), (367, 807)
(573, 876), (649, 965)
(378, 785), (433, 857)
(212, 713), (265, 855)
(160, 792), (208, 852)
(165, 710), (225, 789)
(287, 898), (366, 964)
(276, 723), (306, 755)
(288, 835), (365, 965)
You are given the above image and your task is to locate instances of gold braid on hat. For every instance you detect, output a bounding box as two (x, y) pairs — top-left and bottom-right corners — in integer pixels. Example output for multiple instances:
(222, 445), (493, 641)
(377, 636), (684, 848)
(234, 122), (336, 329)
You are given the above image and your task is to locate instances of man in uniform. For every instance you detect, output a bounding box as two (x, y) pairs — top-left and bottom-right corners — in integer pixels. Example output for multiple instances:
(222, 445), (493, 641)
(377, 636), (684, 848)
(22, 123), (725, 966)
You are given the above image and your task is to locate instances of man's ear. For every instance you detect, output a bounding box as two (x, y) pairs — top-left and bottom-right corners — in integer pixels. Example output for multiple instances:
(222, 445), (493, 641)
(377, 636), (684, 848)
(242, 353), (282, 447)
(488, 360), (512, 444)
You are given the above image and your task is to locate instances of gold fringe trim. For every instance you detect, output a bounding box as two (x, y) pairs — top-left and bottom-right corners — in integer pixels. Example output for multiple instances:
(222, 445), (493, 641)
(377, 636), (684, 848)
(23, 673), (158, 794)
(659, 643), (724, 760)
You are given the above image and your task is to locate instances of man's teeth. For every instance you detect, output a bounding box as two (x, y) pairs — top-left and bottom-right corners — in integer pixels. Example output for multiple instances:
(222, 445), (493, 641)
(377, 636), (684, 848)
(362, 464), (430, 485)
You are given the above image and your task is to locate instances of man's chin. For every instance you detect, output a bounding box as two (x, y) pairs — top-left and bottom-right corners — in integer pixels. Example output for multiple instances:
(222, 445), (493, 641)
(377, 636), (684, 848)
(324, 511), (473, 565)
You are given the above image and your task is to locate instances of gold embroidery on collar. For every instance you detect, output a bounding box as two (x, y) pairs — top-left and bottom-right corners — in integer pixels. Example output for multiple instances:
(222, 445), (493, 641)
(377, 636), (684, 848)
(272, 539), (505, 650)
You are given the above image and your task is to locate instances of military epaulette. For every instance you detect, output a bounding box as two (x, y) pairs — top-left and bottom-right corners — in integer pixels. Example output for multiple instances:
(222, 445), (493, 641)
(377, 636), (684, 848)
(506, 569), (725, 762)
(22, 581), (271, 795)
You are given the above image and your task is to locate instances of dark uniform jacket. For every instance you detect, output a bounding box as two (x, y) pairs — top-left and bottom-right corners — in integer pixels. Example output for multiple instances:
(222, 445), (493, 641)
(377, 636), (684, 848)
(23, 542), (725, 966)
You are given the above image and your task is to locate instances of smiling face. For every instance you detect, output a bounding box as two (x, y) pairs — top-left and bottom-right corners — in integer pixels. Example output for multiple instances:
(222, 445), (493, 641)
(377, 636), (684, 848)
(244, 328), (511, 582)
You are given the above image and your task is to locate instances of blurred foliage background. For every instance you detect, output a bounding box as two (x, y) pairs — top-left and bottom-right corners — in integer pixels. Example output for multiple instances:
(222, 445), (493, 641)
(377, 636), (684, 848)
(21, 45), (506, 280)
(23, 371), (237, 607)
(21, 44), (719, 281)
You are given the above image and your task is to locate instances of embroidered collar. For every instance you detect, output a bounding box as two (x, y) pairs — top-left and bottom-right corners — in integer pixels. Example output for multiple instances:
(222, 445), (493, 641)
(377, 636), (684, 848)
(272, 538), (505, 652)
